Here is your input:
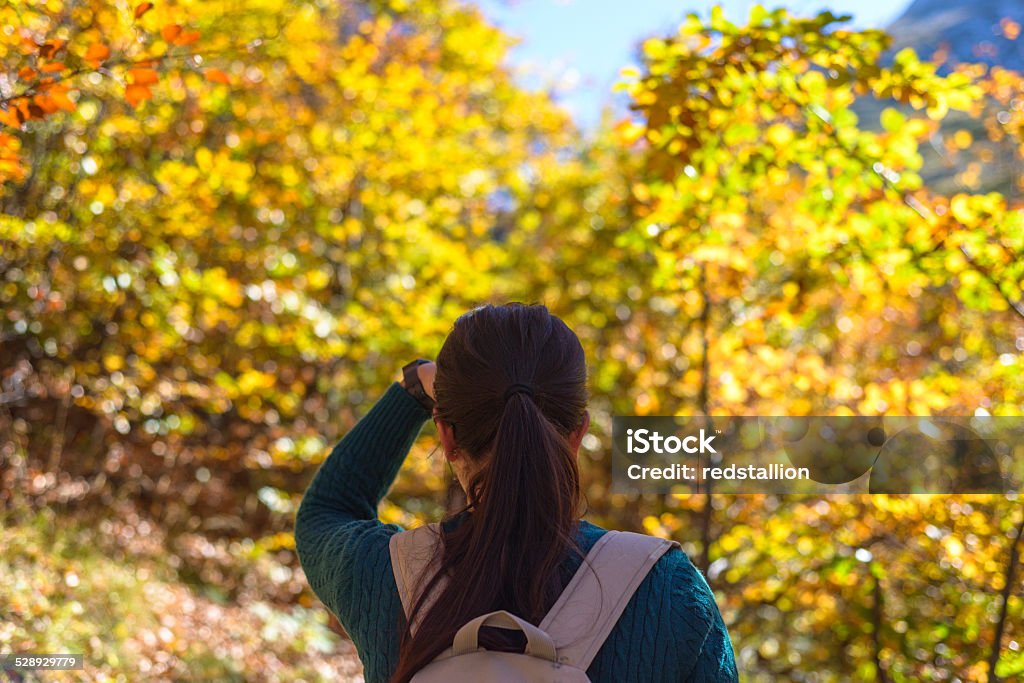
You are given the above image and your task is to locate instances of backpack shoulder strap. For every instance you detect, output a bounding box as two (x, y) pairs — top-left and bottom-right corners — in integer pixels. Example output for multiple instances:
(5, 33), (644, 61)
(389, 523), (446, 636)
(539, 530), (679, 671)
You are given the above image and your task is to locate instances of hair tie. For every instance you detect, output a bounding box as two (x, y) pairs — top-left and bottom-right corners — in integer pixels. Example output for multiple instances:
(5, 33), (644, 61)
(503, 383), (534, 402)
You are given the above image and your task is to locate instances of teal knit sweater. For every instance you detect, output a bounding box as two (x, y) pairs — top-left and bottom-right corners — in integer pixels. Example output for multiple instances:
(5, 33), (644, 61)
(295, 382), (739, 682)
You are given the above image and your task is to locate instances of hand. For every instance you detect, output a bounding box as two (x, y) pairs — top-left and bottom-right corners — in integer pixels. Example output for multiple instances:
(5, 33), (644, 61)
(417, 361), (436, 401)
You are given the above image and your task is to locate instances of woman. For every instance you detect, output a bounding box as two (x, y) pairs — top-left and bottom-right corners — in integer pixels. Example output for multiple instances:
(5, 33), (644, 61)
(295, 302), (738, 682)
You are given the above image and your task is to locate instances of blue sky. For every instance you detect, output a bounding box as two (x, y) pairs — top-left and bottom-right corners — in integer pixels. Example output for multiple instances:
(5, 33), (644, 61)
(469, 0), (916, 131)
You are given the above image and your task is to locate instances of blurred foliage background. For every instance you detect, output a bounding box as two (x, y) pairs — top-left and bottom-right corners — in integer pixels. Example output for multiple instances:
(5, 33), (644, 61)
(1, 1), (1023, 681)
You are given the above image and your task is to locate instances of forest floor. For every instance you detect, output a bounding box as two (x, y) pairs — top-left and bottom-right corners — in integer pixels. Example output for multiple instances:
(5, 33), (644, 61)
(1, 502), (365, 682)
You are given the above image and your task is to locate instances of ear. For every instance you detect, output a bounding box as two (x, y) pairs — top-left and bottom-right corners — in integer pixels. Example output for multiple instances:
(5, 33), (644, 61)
(568, 410), (590, 457)
(434, 412), (459, 461)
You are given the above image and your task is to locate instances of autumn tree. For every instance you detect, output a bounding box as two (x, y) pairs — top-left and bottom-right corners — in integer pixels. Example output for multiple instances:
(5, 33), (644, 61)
(1, 0), (579, 532)
(514, 6), (1023, 680)
(2, 2), (1022, 681)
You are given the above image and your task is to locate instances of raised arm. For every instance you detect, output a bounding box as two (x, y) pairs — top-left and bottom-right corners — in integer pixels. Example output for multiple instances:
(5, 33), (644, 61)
(296, 380), (431, 527)
(294, 376), (431, 666)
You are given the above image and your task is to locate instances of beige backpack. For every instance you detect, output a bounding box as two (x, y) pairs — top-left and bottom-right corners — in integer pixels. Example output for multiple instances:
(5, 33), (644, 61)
(389, 526), (679, 682)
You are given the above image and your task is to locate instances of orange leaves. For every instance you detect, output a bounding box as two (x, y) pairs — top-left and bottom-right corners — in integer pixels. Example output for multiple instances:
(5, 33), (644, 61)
(129, 68), (160, 86)
(38, 39), (65, 59)
(0, 85), (74, 128)
(32, 88), (76, 115)
(0, 133), (27, 182)
(84, 43), (111, 68)
(204, 69), (231, 85)
(0, 106), (23, 129)
(1001, 18), (1021, 41)
(161, 24), (182, 43)
(125, 68), (159, 106)
(135, 3), (154, 19)
(161, 24), (201, 47)
(125, 84), (154, 108)
(175, 31), (201, 47)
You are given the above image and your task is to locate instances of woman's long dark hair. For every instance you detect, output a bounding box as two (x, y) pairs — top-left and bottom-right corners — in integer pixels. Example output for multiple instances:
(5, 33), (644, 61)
(390, 302), (588, 683)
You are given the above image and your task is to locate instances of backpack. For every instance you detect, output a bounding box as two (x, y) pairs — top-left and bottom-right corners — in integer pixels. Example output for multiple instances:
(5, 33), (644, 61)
(389, 525), (679, 682)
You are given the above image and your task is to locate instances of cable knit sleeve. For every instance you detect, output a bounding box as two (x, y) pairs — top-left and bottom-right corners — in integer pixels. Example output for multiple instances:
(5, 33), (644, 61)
(674, 551), (739, 682)
(294, 381), (431, 682)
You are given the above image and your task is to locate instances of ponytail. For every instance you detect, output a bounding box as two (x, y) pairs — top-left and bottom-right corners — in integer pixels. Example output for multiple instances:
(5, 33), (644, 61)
(390, 303), (587, 683)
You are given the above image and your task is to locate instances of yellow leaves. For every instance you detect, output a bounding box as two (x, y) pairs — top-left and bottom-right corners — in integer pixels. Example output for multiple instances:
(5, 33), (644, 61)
(631, 182), (652, 202)
(236, 369), (276, 396)
(926, 98), (949, 121)
(798, 69), (827, 97)
(880, 107), (905, 133)
(720, 381), (748, 404)
(693, 176), (715, 202)
(719, 533), (742, 552)
(615, 118), (646, 145)
(641, 515), (666, 537)
(257, 531), (295, 552)
(619, 65), (641, 80)
(765, 123), (795, 147)
(194, 147), (214, 171)
(200, 267), (243, 307)
(691, 243), (750, 272)
(305, 269), (330, 291)
(633, 90), (658, 107)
